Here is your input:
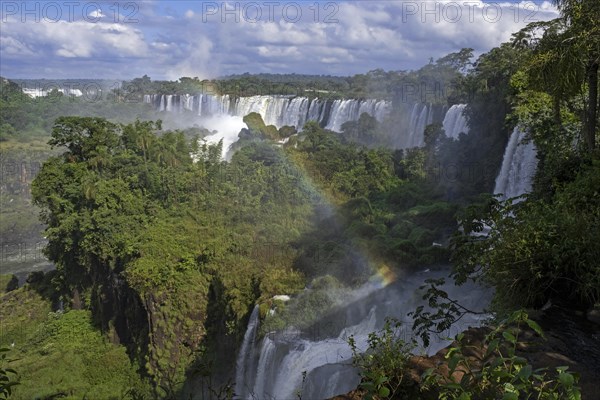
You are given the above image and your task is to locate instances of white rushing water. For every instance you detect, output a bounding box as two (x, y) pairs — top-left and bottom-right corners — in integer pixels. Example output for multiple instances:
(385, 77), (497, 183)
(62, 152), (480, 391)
(200, 115), (247, 160)
(144, 94), (390, 132)
(145, 96), (476, 152)
(146, 95), (480, 154)
(442, 104), (469, 139)
(493, 126), (538, 200)
(406, 103), (433, 147)
(234, 96), (290, 127)
(23, 87), (83, 98)
(324, 99), (362, 132)
(234, 269), (489, 400)
(235, 306), (261, 397)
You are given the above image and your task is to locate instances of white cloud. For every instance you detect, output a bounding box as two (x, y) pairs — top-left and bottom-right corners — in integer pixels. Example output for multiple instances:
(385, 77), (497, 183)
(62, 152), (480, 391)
(0, 35), (35, 56)
(88, 9), (104, 19)
(0, 0), (560, 79)
(2, 19), (148, 60)
(257, 45), (302, 59)
(165, 36), (215, 79)
(192, 1), (558, 75)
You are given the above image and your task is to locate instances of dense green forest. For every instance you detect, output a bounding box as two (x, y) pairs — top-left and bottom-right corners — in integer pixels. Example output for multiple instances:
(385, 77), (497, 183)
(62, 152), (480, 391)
(1, 0), (599, 397)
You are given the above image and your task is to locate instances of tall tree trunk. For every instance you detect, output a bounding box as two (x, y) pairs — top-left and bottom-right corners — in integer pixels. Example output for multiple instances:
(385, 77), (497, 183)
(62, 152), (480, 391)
(585, 60), (598, 151)
(553, 95), (562, 127)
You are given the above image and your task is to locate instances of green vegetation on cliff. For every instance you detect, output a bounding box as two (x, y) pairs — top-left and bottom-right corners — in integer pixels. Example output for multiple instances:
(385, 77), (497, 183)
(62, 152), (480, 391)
(26, 116), (317, 397)
(1, 2), (597, 394)
(0, 281), (148, 399)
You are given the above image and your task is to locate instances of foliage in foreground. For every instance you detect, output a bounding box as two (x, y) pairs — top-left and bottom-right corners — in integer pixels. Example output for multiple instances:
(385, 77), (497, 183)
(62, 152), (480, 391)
(421, 310), (581, 400)
(351, 312), (581, 400)
(0, 348), (19, 399)
(349, 319), (417, 400)
(452, 159), (600, 312)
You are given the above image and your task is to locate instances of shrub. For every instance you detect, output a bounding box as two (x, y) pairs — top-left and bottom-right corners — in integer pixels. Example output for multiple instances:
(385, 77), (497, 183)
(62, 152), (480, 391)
(452, 160), (600, 311)
(349, 319), (417, 400)
(421, 310), (582, 400)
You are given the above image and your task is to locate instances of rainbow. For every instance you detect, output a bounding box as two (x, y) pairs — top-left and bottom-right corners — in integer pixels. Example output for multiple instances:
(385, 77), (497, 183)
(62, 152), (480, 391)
(370, 263), (398, 288)
(276, 149), (400, 289)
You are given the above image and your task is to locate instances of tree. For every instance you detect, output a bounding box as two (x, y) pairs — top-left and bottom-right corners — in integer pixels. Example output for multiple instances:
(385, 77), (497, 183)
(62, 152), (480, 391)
(436, 48), (474, 73)
(49, 117), (120, 161)
(534, 0), (600, 150)
(121, 119), (161, 164)
(303, 121), (329, 151)
(513, 20), (584, 128)
(340, 113), (379, 145)
(558, 0), (600, 150)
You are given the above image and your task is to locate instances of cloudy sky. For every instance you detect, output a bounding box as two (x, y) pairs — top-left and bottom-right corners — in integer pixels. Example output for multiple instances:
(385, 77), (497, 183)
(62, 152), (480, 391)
(0, 0), (558, 80)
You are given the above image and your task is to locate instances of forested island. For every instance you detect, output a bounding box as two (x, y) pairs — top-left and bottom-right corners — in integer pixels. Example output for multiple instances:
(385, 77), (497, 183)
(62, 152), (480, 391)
(1, 1), (599, 399)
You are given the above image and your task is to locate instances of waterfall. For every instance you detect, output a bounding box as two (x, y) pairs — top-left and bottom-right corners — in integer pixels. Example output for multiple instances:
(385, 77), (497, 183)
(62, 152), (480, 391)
(252, 337), (277, 399)
(407, 103), (431, 147)
(416, 105), (430, 146)
(359, 99), (391, 124)
(200, 114), (247, 160)
(357, 99), (376, 118)
(194, 94), (203, 115)
(22, 87), (83, 98)
(307, 99), (325, 125)
(165, 95), (174, 112)
(261, 308), (378, 400)
(389, 102), (425, 149)
(282, 97), (311, 128)
(235, 270), (489, 400)
(325, 99), (359, 132)
(204, 94), (231, 116)
(494, 127), (538, 200)
(234, 95), (291, 127)
(442, 104), (469, 139)
(183, 94), (194, 111)
(373, 100), (389, 122)
(406, 104), (420, 147)
(235, 305), (260, 398)
(142, 94), (231, 115)
(324, 99), (390, 132)
(145, 94), (389, 132)
(384, 103), (468, 148)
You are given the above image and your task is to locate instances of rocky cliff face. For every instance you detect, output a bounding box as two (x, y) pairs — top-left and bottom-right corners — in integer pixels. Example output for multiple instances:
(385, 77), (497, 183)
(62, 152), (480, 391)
(99, 263), (210, 395)
(1, 147), (55, 281)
